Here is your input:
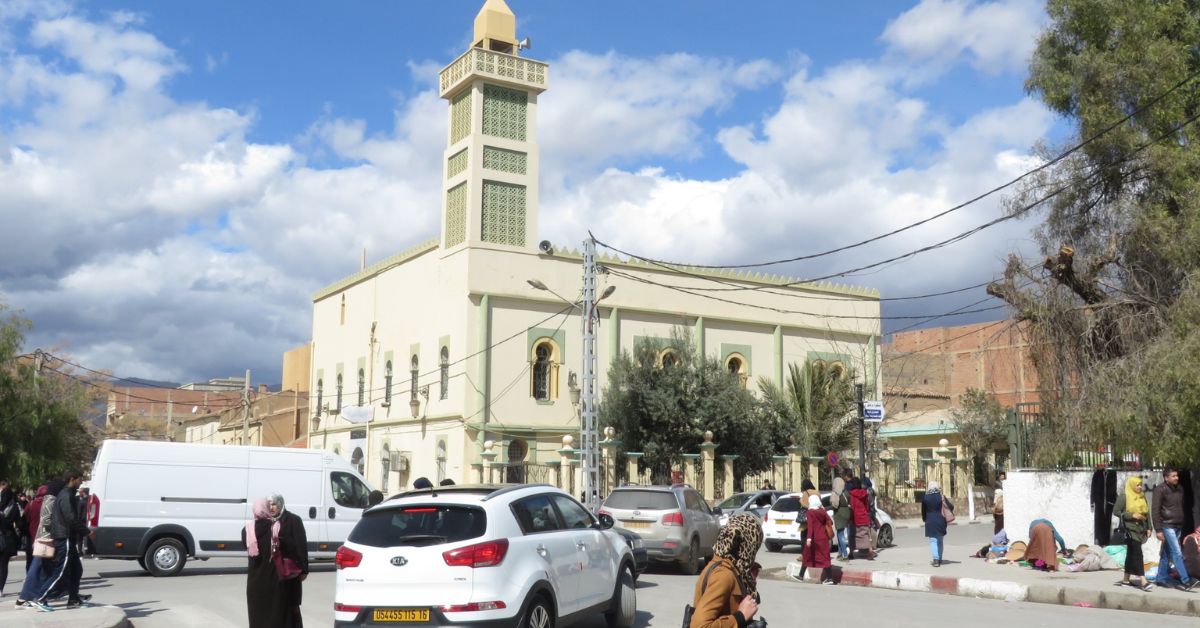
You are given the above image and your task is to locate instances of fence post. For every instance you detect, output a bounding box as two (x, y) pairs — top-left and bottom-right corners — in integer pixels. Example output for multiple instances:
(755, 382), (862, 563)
(470, 462), (484, 484)
(772, 455), (789, 490)
(700, 431), (718, 502)
(683, 454), (699, 487)
(625, 452), (643, 486)
(559, 444), (575, 493)
(546, 460), (561, 489)
(721, 455), (738, 498)
(481, 441), (498, 484)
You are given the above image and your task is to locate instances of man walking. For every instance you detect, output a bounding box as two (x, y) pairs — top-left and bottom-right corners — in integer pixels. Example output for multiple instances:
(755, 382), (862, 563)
(1152, 468), (1197, 591)
(37, 470), (93, 608)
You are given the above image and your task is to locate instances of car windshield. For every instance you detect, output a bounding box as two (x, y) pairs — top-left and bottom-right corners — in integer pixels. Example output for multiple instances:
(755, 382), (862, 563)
(349, 505), (486, 548)
(772, 497), (802, 513)
(716, 493), (754, 510)
(602, 490), (677, 511)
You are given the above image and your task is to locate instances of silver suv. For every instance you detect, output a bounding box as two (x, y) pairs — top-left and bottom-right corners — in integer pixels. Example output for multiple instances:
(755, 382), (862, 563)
(599, 485), (720, 574)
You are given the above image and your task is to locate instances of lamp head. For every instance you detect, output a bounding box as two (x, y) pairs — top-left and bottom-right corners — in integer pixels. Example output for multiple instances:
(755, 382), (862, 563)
(527, 279), (548, 291)
(409, 398), (421, 419)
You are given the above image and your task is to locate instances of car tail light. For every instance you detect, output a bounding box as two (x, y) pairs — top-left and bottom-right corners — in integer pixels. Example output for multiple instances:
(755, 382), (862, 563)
(335, 546), (363, 569)
(334, 602), (363, 613)
(88, 496), (100, 527)
(662, 511), (684, 526)
(439, 601), (507, 612)
(443, 539), (508, 568)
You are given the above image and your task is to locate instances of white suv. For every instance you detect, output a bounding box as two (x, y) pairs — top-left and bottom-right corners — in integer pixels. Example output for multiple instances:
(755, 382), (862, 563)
(333, 484), (637, 627)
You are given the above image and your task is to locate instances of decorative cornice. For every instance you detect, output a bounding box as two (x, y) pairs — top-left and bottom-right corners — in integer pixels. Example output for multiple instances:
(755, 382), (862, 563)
(312, 239), (439, 302)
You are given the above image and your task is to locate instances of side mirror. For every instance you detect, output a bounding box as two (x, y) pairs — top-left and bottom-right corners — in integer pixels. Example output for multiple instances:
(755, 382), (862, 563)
(597, 512), (615, 529)
(711, 507), (722, 516)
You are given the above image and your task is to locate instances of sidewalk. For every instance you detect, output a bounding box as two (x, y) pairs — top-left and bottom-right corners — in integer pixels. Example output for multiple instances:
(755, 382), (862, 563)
(771, 537), (1200, 617)
(0, 601), (128, 628)
(890, 513), (994, 530)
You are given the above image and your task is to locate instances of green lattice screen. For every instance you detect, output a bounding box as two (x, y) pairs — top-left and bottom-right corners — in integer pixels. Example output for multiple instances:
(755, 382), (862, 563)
(482, 146), (527, 174)
(450, 91), (472, 144)
(444, 183), (467, 247)
(482, 84), (527, 141)
(447, 148), (469, 179)
(481, 181), (526, 246)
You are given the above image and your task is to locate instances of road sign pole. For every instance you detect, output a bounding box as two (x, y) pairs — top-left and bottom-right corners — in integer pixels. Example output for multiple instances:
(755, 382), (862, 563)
(855, 383), (866, 480)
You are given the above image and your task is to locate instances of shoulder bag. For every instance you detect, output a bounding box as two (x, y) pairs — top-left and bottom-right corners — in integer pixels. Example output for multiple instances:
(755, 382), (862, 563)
(941, 496), (956, 524)
(33, 539), (55, 558)
(681, 562), (721, 628)
(271, 536), (303, 581)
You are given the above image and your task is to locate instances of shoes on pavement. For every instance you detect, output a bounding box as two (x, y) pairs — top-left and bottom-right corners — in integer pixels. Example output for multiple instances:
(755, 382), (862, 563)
(1140, 582), (1155, 592)
(66, 599), (94, 609)
(29, 600), (54, 612)
(821, 579), (835, 585)
(1183, 579), (1199, 592)
(15, 599), (31, 609)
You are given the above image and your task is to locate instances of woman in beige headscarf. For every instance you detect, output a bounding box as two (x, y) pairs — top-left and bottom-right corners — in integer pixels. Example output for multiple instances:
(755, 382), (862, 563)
(690, 513), (763, 628)
(243, 495), (308, 627)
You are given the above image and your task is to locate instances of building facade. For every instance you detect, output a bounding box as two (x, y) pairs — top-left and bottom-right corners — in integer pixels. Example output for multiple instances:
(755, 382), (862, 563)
(307, 0), (882, 495)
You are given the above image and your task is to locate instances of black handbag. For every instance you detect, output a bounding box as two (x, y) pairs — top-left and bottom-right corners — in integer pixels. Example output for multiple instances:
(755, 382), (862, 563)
(1111, 517), (1129, 545)
(681, 562), (721, 628)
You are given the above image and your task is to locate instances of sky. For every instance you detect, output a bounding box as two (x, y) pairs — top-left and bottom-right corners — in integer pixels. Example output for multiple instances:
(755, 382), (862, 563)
(0, 0), (1059, 386)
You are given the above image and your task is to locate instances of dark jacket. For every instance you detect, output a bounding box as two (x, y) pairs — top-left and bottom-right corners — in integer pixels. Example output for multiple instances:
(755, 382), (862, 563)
(50, 485), (87, 541)
(921, 491), (950, 537)
(1152, 482), (1185, 530)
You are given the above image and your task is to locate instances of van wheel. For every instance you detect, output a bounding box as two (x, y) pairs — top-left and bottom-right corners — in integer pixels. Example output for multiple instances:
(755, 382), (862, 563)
(144, 537), (187, 577)
(604, 566), (636, 628)
(518, 593), (554, 628)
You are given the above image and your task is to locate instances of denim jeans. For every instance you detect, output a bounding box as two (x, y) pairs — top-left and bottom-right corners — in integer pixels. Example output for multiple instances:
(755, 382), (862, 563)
(1156, 527), (1190, 584)
(928, 535), (944, 561)
(19, 556), (54, 601)
(837, 528), (849, 558)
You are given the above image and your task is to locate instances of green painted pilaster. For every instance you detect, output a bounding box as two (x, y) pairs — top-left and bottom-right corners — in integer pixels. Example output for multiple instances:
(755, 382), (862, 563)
(773, 325), (783, 385)
(608, 307), (620, 360)
(476, 294), (491, 459)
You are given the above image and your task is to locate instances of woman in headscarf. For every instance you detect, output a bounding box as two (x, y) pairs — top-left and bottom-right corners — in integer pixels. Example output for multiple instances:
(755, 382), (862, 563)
(1024, 518), (1066, 571)
(243, 495), (309, 627)
(1113, 476), (1153, 590)
(849, 479), (875, 560)
(0, 485), (20, 597)
(798, 494), (834, 584)
(690, 513), (763, 628)
(920, 481), (951, 567)
(830, 476), (852, 561)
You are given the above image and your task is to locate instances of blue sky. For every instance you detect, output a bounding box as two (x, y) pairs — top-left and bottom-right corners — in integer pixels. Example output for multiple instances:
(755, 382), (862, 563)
(0, 0), (1055, 384)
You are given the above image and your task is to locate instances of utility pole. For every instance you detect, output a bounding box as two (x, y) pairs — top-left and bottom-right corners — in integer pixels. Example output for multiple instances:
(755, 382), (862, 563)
(855, 383), (866, 480)
(580, 237), (601, 511)
(241, 369), (251, 445)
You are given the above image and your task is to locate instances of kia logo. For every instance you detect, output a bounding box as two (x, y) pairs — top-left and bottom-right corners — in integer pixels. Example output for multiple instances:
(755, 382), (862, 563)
(391, 556), (408, 567)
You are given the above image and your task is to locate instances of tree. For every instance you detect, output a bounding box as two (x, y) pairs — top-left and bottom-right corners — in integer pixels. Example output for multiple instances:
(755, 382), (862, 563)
(0, 304), (101, 488)
(988, 0), (1200, 465)
(600, 328), (783, 478)
(950, 389), (1008, 469)
(758, 361), (857, 461)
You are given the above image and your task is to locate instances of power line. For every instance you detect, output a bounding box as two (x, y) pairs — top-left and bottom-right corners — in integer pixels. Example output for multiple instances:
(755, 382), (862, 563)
(594, 66), (1200, 272)
(881, 319), (1013, 363)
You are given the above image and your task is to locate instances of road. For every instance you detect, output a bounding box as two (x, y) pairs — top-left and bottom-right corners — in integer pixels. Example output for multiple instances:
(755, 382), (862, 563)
(16, 524), (1190, 627)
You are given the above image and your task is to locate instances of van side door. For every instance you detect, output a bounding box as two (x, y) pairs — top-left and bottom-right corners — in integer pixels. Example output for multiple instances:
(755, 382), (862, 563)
(326, 470), (371, 549)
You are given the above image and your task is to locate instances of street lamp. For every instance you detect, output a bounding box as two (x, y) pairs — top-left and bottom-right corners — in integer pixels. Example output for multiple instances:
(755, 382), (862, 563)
(568, 371), (581, 406)
(410, 386), (430, 419)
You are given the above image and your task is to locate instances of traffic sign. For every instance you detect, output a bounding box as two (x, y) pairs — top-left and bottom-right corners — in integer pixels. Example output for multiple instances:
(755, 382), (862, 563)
(826, 451), (840, 467)
(863, 400), (885, 422)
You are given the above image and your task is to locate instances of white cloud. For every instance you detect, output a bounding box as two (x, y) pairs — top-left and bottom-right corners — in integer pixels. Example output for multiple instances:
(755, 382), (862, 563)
(882, 0), (1045, 75)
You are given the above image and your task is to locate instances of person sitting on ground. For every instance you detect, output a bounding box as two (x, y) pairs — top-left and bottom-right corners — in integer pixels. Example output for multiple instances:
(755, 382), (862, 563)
(1182, 525), (1200, 579)
(1113, 476), (1153, 591)
(1025, 518), (1067, 571)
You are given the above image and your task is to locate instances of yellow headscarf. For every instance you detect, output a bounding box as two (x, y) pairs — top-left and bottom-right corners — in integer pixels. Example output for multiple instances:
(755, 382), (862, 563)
(1124, 476), (1149, 515)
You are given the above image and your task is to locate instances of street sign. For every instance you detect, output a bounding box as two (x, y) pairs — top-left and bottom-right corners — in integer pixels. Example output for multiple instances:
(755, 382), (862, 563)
(826, 451), (840, 467)
(863, 400), (885, 422)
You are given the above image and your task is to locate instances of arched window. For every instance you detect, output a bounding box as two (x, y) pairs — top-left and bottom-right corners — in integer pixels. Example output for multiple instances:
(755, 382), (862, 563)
(530, 339), (560, 401)
(725, 353), (748, 388)
(335, 373), (344, 411)
(439, 346), (450, 400)
(351, 447), (364, 475)
(506, 439), (528, 483)
(436, 439), (448, 484)
(658, 348), (680, 369)
(410, 354), (419, 402)
(357, 368), (366, 406)
(316, 378), (323, 415)
(340, 294), (346, 325)
(384, 361), (393, 406)
(380, 445), (391, 493)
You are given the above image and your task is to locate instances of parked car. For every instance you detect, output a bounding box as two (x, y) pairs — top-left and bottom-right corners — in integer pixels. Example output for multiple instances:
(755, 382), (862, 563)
(333, 483), (636, 628)
(599, 484), (720, 574)
(763, 492), (894, 552)
(612, 527), (648, 580)
(714, 490), (788, 527)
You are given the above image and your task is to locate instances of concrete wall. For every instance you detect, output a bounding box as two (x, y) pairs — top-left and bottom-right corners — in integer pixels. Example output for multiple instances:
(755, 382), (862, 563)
(1004, 469), (1162, 556)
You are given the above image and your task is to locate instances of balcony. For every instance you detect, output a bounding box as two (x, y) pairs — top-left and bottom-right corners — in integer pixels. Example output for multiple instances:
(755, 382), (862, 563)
(440, 48), (549, 98)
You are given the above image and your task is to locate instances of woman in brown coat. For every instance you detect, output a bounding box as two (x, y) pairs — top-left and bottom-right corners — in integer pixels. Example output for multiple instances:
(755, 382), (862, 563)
(690, 513), (762, 628)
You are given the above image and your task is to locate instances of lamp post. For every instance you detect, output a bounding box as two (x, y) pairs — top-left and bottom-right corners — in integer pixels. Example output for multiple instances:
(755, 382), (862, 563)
(410, 386), (430, 419)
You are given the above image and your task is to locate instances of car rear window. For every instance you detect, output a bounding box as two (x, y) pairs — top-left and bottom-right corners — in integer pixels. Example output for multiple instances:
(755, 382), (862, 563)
(349, 505), (486, 548)
(603, 490), (678, 511)
(773, 497), (801, 512)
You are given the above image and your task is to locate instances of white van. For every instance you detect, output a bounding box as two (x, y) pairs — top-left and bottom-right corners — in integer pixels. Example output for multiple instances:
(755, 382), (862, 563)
(89, 439), (375, 576)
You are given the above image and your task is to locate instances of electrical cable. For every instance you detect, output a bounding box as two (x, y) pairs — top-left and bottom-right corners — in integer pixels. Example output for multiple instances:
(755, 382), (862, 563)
(593, 66), (1200, 272)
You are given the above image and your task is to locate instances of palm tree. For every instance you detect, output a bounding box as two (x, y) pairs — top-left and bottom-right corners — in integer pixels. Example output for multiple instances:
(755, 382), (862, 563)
(759, 361), (858, 458)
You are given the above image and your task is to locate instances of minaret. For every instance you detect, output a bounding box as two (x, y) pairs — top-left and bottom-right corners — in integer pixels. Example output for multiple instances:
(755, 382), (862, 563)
(439, 0), (548, 251)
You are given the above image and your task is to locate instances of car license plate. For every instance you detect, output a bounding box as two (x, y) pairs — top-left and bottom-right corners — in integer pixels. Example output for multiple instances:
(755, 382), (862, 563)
(775, 519), (792, 526)
(372, 608), (430, 622)
(623, 520), (650, 529)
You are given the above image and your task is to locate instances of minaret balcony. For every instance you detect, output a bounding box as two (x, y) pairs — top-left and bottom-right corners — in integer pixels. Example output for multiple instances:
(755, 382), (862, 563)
(440, 48), (549, 99)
